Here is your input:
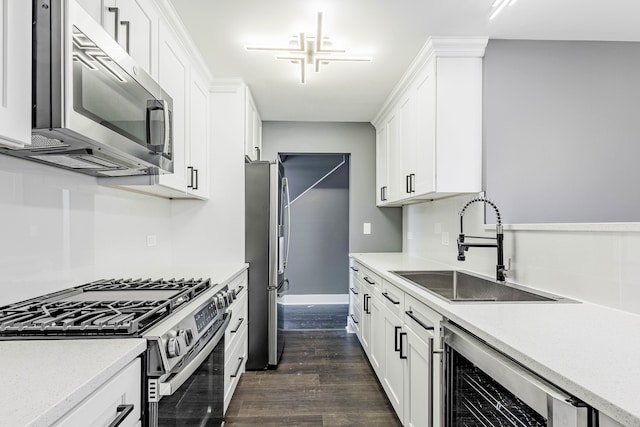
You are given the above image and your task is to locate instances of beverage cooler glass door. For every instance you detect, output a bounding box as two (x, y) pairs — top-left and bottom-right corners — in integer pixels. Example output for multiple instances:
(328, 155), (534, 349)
(443, 322), (595, 427)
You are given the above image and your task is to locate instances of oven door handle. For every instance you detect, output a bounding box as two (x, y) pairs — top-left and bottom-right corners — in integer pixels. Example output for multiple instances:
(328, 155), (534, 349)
(159, 312), (232, 396)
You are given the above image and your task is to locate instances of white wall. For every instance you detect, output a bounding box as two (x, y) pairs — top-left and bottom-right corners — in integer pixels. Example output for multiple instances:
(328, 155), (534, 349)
(404, 193), (640, 314)
(0, 155), (173, 306)
(0, 90), (246, 307)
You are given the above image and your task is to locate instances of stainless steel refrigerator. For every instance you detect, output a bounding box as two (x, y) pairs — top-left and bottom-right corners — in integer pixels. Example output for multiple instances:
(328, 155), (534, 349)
(245, 160), (290, 369)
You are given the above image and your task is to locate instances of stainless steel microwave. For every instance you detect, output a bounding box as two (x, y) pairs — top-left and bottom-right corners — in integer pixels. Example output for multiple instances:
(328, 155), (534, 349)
(0, 0), (173, 177)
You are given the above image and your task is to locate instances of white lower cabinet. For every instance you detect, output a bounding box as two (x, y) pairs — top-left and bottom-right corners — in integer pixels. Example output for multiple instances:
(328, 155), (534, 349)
(54, 358), (141, 427)
(381, 305), (405, 419)
(223, 270), (249, 412)
(350, 260), (443, 427)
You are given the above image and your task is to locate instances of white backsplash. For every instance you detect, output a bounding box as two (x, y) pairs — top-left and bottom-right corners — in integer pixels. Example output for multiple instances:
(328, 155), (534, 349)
(404, 193), (640, 314)
(0, 155), (173, 306)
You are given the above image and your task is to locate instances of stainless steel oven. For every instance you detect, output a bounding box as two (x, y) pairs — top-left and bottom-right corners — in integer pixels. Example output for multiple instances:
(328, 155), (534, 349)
(145, 288), (234, 427)
(442, 322), (596, 427)
(0, 277), (237, 427)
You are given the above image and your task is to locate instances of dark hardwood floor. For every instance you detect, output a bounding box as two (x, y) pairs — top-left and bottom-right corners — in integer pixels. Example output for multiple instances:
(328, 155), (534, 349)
(225, 330), (402, 426)
(283, 304), (349, 330)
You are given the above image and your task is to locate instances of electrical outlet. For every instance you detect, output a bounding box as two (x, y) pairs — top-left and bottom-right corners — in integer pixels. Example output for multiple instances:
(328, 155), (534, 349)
(146, 235), (157, 247)
(441, 232), (450, 246)
(407, 231), (414, 240)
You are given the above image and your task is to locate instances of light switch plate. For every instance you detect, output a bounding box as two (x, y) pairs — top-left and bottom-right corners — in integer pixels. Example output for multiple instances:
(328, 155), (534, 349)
(363, 223), (371, 235)
(441, 232), (450, 246)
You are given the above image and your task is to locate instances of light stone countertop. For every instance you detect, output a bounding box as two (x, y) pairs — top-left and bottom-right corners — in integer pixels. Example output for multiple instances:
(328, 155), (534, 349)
(0, 339), (147, 427)
(0, 262), (248, 427)
(351, 252), (640, 427)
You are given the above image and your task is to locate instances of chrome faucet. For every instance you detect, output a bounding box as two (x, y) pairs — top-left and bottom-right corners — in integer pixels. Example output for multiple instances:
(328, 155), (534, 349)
(457, 197), (508, 282)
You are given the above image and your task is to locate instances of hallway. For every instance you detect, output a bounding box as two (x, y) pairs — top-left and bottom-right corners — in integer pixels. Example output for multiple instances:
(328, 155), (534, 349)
(225, 330), (402, 426)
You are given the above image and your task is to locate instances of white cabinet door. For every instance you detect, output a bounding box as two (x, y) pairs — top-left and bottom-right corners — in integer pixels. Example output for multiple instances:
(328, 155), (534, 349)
(0, 0), (31, 148)
(404, 326), (431, 427)
(412, 61), (436, 195)
(376, 125), (388, 205)
(77, 0), (158, 78)
(187, 67), (210, 199)
(399, 91), (416, 198)
(54, 359), (141, 427)
(360, 287), (372, 356)
(115, 0), (159, 78)
(385, 112), (402, 203)
(158, 21), (189, 193)
(382, 306), (404, 420)
(369, 294), (385, 376)
(244, 91), (262, 161)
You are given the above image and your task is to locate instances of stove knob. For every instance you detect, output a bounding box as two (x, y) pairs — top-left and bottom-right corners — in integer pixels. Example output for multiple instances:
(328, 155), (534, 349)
(178, 328), (194, 347)
(231, 288), (237, 300)
(216, 295), (225, 309)
(167, 337), (182, 358)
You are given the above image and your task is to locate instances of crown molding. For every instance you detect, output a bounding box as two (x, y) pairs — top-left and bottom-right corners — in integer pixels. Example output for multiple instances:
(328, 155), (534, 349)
(371, 36), (488, 127)
(152, 0), (213, 83)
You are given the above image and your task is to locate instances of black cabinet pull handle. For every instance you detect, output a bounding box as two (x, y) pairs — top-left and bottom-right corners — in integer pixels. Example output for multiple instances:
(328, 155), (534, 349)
(120, 20), (130, 53)
(187, 166), (194, 188)
(236, 285), (245, 296)
(382, 292), (400, 305)
(399, 332), (408, 359)
(107, 7), (120, 40)
(410, 173), (415, 193)
(394, 326), (402, 352)
(363, 294), (370, 314)
(193, 168), (199, 190)
(230, 356), (244, 378)
(405, 310), (434, 331)
(406, 175), (410, 194)
(350, 287), (359, 295)
(350, 266), (359, 272)
(363, 277), (375, 285)
(350, 314), (359, 324)
(230, 317), (244, 333)
(108, 404), (134, 427)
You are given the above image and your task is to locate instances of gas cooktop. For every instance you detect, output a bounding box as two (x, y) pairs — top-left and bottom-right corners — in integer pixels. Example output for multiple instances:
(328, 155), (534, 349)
(0, 277), (212, 337)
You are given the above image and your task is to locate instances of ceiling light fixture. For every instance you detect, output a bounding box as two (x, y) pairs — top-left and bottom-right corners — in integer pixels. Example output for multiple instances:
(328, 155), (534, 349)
(490, 0), (519, 20)
(244, 12), (372, 84)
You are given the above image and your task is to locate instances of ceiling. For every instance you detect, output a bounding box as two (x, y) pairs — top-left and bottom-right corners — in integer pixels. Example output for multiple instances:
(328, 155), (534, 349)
(169, 0), (640, 123)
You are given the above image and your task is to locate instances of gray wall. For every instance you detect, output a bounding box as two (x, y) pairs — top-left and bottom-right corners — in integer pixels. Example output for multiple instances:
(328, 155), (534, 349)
(484, 40), (640, 224)
(263, 122), (402, 253)
(282, 155), (349, 295)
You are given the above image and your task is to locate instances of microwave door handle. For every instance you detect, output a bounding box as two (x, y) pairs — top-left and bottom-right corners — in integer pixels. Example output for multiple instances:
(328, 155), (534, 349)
(145, 100), (167, 154)
(162, 99), (170, 154)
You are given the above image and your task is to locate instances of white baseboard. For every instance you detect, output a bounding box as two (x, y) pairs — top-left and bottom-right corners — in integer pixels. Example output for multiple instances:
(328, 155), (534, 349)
(281, 294), (348, 305)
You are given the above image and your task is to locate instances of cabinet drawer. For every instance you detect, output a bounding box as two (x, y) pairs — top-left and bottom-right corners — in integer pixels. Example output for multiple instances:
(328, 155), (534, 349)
(349, 279), (361, 303)
(349, 260), (362, 281)
(224, 323), (248, 412)
(226, 288), (248, 352)
(361, 266), (382, 290)
(381, 280), (405, 319)
(348, 309), (361, 334)
(227, 270), (248, 296)
(54, 358), (141, 427)
(404, 294), (442, 343)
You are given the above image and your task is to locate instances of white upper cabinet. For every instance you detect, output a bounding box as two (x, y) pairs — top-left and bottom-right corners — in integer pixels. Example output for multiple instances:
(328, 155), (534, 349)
(373, 37), (488, 206)
(187, 66), (210, 199)
(0, 0), (31, 148)
(244, 91), (262, 161)
(157, 21), (189, 193)
(76, 0), (159, 77)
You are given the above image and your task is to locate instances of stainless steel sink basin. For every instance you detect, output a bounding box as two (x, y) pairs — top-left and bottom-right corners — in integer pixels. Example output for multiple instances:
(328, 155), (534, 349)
(390, 270), (575, 303)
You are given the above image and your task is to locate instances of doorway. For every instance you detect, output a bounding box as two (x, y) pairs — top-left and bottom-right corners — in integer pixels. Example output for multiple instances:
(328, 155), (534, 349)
(279, 153), (350, 330)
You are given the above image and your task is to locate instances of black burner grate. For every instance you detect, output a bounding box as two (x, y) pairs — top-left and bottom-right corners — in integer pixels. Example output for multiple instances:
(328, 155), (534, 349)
(0, 277), (212, 337)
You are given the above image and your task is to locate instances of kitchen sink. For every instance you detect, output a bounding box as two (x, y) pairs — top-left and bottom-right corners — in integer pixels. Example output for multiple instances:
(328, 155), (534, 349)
(390, 270), (575, 303)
